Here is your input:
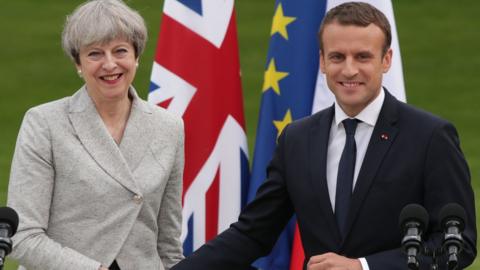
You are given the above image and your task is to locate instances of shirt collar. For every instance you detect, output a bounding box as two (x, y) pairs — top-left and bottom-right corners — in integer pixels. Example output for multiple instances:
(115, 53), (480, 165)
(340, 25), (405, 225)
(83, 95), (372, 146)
(334, 88), (385, 127)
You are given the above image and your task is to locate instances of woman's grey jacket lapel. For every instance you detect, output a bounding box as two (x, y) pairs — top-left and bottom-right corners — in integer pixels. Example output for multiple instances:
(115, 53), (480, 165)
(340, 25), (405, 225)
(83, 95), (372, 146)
(67, 86), (154, 195)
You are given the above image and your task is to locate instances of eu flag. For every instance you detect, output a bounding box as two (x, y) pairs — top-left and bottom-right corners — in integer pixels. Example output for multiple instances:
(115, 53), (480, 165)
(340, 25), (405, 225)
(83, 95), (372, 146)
(249, 1), (327, 269)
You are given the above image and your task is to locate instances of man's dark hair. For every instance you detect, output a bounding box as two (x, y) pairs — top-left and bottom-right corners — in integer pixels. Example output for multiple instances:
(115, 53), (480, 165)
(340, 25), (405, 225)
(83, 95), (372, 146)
(318, 2), (392, 55)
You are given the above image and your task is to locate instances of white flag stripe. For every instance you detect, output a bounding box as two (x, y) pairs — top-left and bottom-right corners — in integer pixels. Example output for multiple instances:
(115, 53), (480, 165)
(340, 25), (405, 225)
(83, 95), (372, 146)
(148, 62), (197, 117)
(180, 116), (248, 250)
(163, 0), (234, 48)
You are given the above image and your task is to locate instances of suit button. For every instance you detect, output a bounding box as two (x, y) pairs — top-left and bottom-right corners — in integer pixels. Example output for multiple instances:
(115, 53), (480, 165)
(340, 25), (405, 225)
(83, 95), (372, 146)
(133, 194), (143, 204)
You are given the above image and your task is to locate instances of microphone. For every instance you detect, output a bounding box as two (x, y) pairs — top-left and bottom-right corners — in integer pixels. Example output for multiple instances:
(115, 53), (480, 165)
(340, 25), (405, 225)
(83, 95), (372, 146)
(0, 207), (19, 268)
(439, 203), (466, 270)
(399, 204), (429, 270)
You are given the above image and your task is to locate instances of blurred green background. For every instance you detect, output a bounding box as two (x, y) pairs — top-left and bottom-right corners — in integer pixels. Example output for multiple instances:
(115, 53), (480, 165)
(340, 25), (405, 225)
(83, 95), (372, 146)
(0, 0), (478, 269)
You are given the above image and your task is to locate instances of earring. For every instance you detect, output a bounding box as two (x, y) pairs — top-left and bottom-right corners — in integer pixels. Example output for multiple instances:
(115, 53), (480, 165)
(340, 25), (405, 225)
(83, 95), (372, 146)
(77, 70), (83, 78)
(135, 62), (139, 68)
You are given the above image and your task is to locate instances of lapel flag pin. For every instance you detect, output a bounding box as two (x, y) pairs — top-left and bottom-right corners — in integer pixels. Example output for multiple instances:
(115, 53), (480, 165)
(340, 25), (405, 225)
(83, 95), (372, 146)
(381, 133), (389, 141)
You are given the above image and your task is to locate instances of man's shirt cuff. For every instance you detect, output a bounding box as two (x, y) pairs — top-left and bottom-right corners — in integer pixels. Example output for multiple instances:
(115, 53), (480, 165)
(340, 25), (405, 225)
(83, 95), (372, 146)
(359, 257), (369, 270)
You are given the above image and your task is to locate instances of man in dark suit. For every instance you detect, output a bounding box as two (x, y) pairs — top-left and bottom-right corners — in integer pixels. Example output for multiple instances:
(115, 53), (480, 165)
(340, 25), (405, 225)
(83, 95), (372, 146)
(172, 2), (476, 269)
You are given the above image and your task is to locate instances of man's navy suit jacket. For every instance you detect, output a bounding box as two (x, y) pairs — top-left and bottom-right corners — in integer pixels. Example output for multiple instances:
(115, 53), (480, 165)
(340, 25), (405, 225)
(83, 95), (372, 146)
(173, 90), (476, 270)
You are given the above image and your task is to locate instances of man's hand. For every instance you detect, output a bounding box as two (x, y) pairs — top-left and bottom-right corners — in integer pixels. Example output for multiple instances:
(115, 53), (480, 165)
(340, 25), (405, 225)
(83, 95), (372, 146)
(307, 252), (362, 270)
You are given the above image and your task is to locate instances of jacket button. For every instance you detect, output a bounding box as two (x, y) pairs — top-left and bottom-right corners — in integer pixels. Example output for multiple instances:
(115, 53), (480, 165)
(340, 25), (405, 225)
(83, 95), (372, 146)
(133, 194), (143, 204)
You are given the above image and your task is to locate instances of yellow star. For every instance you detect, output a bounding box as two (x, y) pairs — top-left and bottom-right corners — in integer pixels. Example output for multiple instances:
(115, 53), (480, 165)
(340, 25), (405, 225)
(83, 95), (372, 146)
(271, 3), (296, 40)
(262, 58), (289, 95)
(273, 109), (292, 138)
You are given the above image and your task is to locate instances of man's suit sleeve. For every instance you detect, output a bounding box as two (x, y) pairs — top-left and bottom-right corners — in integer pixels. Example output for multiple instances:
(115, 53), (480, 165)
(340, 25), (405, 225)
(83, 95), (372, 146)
(7, 108), (102, 270)
(366, 121), (476, 270)
(172, 125), (295, 270)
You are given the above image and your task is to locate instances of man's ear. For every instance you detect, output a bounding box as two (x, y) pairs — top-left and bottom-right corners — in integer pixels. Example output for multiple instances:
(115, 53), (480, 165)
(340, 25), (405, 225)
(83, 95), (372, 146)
(382, 48), (393, 73)
(319, 50), (326, 73)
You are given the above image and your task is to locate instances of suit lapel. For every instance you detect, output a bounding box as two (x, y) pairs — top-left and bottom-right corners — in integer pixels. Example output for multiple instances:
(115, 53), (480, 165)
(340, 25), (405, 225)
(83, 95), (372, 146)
(68, 86), (142, 195)
(343, 91), (399, 241)
(118, 88), (155, 173)
(308, 106), (342, 243)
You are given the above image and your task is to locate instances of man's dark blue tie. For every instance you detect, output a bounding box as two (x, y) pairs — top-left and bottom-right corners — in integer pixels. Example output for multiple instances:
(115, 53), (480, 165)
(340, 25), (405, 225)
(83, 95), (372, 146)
(335, 118), (359, 238)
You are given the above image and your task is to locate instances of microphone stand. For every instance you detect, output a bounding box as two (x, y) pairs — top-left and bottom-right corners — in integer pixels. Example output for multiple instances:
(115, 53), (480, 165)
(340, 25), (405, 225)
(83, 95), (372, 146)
(423, 247), (441, 270)
(422, 246), (462, 270)
(0, 230), (13, 270)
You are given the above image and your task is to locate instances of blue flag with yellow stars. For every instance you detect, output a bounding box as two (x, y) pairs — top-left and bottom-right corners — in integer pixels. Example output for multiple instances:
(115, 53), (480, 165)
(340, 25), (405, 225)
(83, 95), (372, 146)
(249, 1), (327, 269)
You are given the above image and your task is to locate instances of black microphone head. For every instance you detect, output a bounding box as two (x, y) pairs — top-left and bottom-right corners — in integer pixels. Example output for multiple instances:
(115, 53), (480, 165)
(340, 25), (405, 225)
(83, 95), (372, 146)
(0, 206), (19, 236)
(439, 203), (466, 231)
(399, 204), (429, 231)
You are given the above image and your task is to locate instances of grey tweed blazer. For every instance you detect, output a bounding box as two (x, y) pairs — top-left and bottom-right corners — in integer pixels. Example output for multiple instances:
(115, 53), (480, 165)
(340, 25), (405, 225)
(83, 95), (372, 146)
(7, 86), (184, 270)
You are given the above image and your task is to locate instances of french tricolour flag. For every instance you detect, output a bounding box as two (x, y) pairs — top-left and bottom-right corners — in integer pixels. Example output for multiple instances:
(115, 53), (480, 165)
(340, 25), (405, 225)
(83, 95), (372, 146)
(148, 0), (249, 256)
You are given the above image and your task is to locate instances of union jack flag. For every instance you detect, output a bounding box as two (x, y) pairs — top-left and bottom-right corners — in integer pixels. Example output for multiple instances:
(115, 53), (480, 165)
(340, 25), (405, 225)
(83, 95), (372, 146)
(148, 0), (249, 255)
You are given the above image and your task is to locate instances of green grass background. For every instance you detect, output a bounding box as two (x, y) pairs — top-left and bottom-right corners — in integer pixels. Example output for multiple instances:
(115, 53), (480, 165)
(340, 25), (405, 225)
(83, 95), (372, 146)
(0, 0), (478, 269)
